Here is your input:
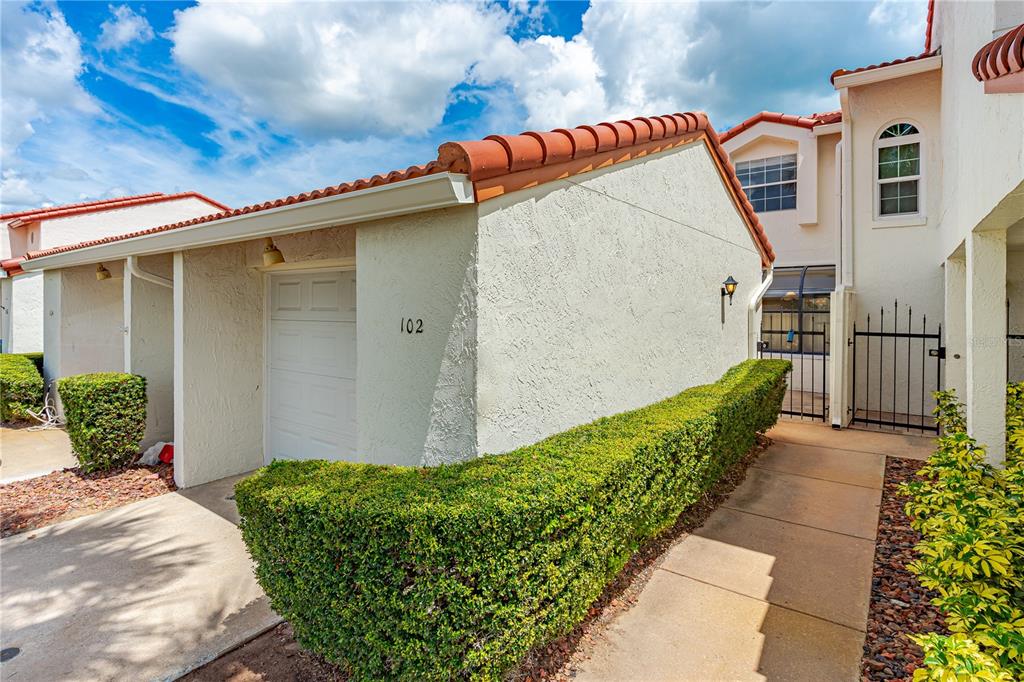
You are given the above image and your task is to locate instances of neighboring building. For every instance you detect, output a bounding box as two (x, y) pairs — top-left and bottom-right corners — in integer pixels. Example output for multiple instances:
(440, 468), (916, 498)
(0, 193), (228, 354)
(20, 112), (775, 488)
(722, 0), (1023, 463)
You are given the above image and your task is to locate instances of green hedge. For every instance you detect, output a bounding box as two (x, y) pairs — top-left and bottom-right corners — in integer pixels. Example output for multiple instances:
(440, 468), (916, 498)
(57, 373), (147, 472)
(18, 352), (44, 375)
(236, 359), (789, 681)
(0, 353), (44, 422)
(901, 384), (1024, 681)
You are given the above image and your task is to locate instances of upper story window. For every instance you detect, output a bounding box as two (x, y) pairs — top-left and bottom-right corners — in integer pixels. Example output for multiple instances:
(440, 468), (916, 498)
(735, 154), (797, 212)
(877, 123), (921, 216)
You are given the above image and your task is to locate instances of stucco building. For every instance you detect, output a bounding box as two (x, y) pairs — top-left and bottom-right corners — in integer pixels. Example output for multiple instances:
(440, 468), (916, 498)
(722, 0), (1023, 462)
(0, 193), (227, 354)
(21, 112), (776, 488)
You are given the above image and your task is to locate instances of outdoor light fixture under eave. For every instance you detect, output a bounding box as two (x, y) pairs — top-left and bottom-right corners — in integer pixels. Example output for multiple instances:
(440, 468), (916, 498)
(262, 237), (285, 266)
(96, 263), (111, 281)
(720, 275), (738, 324)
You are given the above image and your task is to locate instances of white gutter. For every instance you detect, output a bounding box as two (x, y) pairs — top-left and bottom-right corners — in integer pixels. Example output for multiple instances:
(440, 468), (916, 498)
(23, 172), (475, 271)
(125, 255), (171, 288)
(832, 54), (941, 90)
(812, 122), (842, 137)
(748, 265), (774, 358)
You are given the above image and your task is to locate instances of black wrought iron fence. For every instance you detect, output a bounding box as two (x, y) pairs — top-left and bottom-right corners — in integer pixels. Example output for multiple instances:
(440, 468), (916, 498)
(758, 310), (829, 421)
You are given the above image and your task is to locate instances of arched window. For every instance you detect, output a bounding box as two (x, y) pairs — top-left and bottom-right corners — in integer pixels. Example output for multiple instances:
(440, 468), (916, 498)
(876, 123), (921, 217)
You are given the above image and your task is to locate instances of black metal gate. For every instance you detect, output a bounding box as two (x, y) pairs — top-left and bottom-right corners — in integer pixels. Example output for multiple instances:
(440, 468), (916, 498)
(1009, 299), (1023, 383)
(852, 301), (943, 433)
(758, 310), (829, 421)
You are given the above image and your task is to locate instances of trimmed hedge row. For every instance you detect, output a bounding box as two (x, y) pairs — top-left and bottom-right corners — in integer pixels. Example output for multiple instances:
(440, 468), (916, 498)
(902, 384), (1024, 680)
(0, 353), (44, 422)
(57, 373), (147, 472)
(236, 359), (790, 680)
(18, 352), (44, 375)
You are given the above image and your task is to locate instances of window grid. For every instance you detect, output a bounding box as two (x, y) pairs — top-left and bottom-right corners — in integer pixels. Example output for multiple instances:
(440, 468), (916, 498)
(876, 124), (921, 217)
(735, 154), (797, 213)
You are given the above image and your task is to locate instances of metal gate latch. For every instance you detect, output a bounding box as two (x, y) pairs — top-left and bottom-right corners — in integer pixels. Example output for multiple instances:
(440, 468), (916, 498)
(928, 347), (947, 359)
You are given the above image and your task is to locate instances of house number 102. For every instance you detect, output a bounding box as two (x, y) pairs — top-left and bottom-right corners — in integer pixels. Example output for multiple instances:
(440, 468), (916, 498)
(401, 318), (424, 334)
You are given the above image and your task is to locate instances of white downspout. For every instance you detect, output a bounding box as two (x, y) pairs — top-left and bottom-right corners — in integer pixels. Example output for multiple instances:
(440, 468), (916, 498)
(126, 255), (172, 288)
(748, 265), (774, 358)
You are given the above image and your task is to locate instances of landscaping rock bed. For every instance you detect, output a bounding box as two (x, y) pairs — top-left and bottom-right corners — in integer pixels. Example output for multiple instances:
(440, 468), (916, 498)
(0, 462), (176, 537)
(860, 456), (946, 681)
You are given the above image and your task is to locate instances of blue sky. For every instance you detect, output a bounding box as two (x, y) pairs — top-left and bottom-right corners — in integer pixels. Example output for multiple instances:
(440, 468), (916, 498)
(1, 0), (929, 213)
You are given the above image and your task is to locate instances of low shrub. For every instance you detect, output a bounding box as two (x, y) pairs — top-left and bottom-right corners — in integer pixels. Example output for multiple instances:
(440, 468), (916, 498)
(18, 352), (44, 375)
(0, 353), (44, 422)
(57, 373), (147, 473)
(236, 359), (789, 681)
(901, 384), (1024, 681)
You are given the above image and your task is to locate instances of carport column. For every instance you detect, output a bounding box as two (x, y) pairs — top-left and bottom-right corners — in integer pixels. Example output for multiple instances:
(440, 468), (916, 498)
(173, 251), (186, 488)
(944, 253), (967, 400)
(965, 229), (1007, 465)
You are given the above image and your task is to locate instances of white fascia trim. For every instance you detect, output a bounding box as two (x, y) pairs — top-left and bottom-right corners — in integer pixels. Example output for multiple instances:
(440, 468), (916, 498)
(23, 172), (475, 271)
(832, 54), (941, 90)
(813, 122), (842, 136)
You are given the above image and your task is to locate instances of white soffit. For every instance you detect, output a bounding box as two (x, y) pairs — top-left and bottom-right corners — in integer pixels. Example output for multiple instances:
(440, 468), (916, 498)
(832, 54), (942, 90)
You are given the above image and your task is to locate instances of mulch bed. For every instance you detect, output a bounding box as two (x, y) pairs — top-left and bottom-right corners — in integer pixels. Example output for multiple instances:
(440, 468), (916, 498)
(183, 435), (773, 682)
(860, 456), (946, 681)
(0, 462), (176, 537)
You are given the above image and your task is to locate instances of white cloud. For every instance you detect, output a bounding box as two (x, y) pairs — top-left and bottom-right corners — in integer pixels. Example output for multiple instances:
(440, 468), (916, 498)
(0, 169), (49, 209)
(97, 5), (155, 51)
(169, 1), (513, 138)
(0, 2), (97, 162)
(868, 0), (928, 51)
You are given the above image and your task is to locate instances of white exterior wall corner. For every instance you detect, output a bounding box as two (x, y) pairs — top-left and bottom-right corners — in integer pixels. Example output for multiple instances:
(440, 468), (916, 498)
(127, 254), (174, 449)
(473, 141), (762, 455)
(177, 244), (264, 488)
(936, 0), (1024, 257)
(355, 206), (478, 467)
(723, 125), (838, 268)
(7, 272), (44, 353)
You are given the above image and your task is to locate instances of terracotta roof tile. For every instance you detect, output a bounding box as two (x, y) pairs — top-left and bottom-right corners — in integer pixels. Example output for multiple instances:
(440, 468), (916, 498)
(924, 0), (935, 53)
(4, 192), (229, 228)
(26, 111), (775, 266)
(972, 23), (1024, 82)
(1, 193), (164, 220)
(830, 50), (938, 84)
(719, 110), (842, 144)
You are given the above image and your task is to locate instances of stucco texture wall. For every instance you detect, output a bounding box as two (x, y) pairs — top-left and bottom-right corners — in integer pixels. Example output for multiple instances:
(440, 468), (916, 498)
(474, 140), (763, 455)
(58, 262), (125, 378)
(9, 272), (43, 353)
(177, 244), (264, 488)
(129, 254), (173, 449)
(355, 207), (478, 466)
(848, 69), (944, 323)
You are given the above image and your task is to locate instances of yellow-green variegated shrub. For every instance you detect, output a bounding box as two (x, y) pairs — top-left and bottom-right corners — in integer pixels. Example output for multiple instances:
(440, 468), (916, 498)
(902, 384), (1024, 681)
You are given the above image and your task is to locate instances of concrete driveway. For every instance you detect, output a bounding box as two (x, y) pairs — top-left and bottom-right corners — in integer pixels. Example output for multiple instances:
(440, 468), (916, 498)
(0, 473), (280, 682)
(0, 426), (77, 483)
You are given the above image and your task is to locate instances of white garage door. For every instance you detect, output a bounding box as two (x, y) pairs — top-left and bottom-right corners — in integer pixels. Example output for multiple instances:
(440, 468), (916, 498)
(267, 271), (356, 463)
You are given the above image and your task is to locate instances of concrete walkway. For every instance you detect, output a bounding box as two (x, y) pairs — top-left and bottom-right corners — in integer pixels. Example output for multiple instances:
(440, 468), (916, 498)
(574, 421), (934, 682)
(0, 473), (279, 682)
(0, 426), (77, 483)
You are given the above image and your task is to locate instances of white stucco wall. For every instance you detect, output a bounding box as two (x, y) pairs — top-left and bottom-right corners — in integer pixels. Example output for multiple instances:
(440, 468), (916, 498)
(1010, 250), (1024, 382)
(934, 0), (1024, 256)
(128, 254), (174, 449)
(8, 272), (43, 352)
(474, 140), (764, 455)
(175, 244), (264, 488)
(0, 278), (11, 353)
(356, 207), (478, 466)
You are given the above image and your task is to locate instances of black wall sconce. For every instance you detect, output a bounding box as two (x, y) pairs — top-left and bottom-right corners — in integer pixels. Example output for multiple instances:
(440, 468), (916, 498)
(721, 275), (738, 324)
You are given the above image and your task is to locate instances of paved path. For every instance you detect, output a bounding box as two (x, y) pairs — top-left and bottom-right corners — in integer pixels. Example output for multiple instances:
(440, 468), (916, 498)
(0, 473), (280, 682)
(0, 426), (77, 483)
(574, 421), (933, 681)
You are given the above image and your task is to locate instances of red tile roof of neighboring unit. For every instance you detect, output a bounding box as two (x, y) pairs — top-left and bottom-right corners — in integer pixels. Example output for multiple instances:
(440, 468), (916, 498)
(24, 112), (775, 266)
(2, 192), (229, 228)
(830, 49), (939, 84)
(972, 22), (1024, 82)
(719, 110), (842, 143)
(924, 0), (935, 52)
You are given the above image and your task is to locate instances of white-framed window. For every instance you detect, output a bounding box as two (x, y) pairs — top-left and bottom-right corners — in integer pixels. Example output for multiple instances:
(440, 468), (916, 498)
(876, 123), (921, 217)
(735, 154), (797, 212)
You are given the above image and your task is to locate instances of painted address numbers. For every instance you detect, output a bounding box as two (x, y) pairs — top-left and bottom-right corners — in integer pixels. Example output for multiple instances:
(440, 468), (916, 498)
(400, 317), (424, 334)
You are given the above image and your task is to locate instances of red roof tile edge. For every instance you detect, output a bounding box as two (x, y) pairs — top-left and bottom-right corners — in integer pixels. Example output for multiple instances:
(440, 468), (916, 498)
(972, 23), (1024, 81)
(830, 50), (938, 84)
(6, 192), (229, 227)
(719, 110), (842, 144)
(0, 193), (164, 221)
(24, 111), (775, 266)
(1, 257), (25, 277)
(924, 0), (935, 53)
